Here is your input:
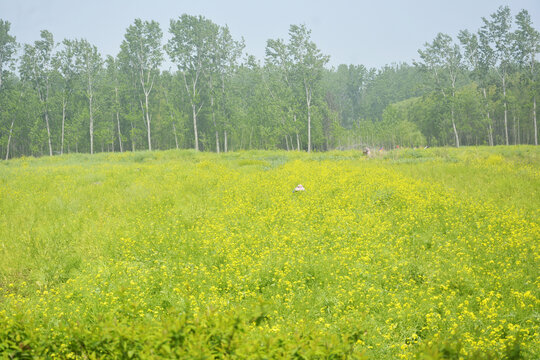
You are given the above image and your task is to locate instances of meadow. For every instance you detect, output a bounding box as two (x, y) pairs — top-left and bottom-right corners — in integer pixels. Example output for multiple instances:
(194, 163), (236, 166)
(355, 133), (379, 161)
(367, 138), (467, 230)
(0, 147), (538, 359)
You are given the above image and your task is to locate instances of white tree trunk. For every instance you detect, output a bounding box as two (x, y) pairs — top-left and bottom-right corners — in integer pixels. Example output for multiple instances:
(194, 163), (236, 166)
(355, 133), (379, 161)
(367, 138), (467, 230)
(211, 95), (220, 153)
(483, 88), (494, 146)
(89, 94), (94, 154)
(116, 111), (123, 152)
(451, 108), (459, 148)
(183, 71), (200, 151)
(503, 77), (509, 146)
(59, 98), (65, 155)
(215, 130), (220, 153)
(5, 118), (14, 160)
(192, 103), (199, 151)
(130, 121), (135, 152)
(173, 123), (179, 149)
(145, 93), (152, 151)
(293, 114), (300, 151)
(115, 87), (123, 152)
(534, 96), (538, 146)
(451, 77), (459, 148)
(44, 110), (53, 156)
(307, 106), (311, 152)
(39, 82), (53, 156)
(305, 83), (312, 153)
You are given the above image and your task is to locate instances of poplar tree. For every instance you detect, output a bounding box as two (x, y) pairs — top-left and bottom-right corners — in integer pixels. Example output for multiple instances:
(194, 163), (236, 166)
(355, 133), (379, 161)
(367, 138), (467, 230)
(417, 33), (463, 147)
(0, 20), (18, 159)
(20, 30), (55, 156)
(53, 39), (76, 154)
(73, 39), (102, 154)
(265, 38), (299, 150)
(167, 14), (218, 151)
(0, 20), (17, 91)
(266, 25), (329, 152)
(105, 55), (124, 152)
(288, 25), (329, 153)
(459, 29), (495, 145)
(208, 25), (243, 153)
(119, 19), (163, 151)
(514, 9), (540, 145)
(481, 6), (515, 145)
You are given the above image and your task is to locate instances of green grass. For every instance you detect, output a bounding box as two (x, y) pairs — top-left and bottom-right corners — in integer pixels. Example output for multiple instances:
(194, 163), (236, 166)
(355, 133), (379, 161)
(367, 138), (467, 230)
(0, 146), (539, 359)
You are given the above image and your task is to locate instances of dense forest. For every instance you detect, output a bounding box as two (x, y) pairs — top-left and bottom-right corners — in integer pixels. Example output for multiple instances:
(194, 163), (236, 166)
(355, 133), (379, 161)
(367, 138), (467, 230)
(0, 6), (538, 159)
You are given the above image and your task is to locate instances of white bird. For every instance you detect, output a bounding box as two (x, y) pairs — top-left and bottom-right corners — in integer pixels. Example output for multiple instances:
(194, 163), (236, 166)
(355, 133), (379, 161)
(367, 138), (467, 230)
(293, 184), (305, 192)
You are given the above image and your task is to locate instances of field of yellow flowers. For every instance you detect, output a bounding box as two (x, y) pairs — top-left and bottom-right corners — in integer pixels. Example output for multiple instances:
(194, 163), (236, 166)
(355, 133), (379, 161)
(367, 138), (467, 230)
(0, 147), (539, 359)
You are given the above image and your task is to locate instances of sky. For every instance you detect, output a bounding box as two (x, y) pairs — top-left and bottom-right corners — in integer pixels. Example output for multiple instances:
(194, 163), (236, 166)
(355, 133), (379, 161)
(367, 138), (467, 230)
(1, 0), (539, 70)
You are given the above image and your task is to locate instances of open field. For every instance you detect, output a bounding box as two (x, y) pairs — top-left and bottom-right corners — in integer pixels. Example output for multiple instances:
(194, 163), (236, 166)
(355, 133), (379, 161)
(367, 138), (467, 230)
(0, 147), (539, 359)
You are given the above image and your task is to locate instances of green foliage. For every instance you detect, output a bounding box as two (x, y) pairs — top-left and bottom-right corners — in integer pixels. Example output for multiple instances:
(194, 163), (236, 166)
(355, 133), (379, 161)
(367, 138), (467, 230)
(1, 5), (539, 159)
(0, 19), (18, 88)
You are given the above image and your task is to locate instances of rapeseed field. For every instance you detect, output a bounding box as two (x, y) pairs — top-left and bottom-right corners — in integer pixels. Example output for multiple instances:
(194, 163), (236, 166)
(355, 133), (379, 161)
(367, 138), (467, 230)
(0, 147), (538, 359)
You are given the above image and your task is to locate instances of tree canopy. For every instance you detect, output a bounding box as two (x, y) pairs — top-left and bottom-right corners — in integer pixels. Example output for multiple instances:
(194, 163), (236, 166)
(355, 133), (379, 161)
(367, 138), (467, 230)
(0, 7), (539, 159)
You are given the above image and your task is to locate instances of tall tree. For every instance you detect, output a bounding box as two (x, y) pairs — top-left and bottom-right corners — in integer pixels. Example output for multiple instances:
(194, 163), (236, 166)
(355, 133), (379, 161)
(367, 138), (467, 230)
(119, 19), (163, 151)
(3, 84), (23, 160)
(459, 29), (495, 145)
(208, 24), (243, 153)
(265, 25), (329, 152)
(73, 39), (102, 154)
(514, 9), (540, 145)
(105, 55), (124, 152)
(265, 38), (300, 150)
(53, 39), (76, 154)
(20, 30), (55, 156)
(167, 14), (218, 151)
(417, 33), (463, 147)
(288, 24), (329, 152)
(0, 20), (18, 159)
(481, 6), (515, 145)
(0, 20), (17, 91)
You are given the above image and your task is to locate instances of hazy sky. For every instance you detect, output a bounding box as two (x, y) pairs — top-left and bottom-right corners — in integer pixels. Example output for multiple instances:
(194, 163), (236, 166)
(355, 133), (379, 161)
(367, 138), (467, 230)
(1, 0), (539, 69)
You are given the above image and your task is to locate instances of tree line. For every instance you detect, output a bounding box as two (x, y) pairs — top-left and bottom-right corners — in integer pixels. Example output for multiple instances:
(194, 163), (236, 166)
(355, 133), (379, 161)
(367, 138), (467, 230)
(0, 6), (538, 159)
